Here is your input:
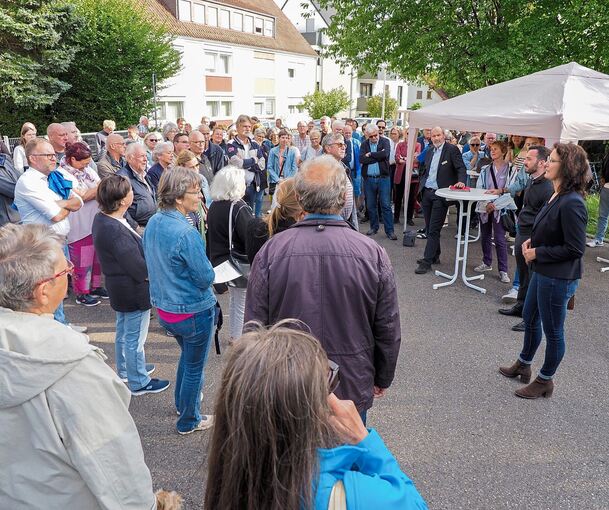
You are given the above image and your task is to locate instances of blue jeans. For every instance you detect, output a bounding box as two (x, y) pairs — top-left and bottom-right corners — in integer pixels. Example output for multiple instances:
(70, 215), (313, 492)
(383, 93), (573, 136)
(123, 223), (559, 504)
(254, 188), (265, 218)
(364, 176), (394, 234)
(519, 272), (579, 379)
(159, 306), (215, 433)
(115, 309), (151, 391)
(594, 186), (609, 241)
(53, 244), (70, 325)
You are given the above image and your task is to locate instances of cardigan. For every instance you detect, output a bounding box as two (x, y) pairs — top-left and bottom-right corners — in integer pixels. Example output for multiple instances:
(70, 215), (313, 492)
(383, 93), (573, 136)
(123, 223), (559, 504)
(91, 212), (151, 312)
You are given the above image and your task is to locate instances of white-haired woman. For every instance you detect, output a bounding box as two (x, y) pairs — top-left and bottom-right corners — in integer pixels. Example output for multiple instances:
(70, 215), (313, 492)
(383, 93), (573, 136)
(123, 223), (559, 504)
(162, 122), (178, 143)
(143, 131), (162, 168)
(207, 166), (254, 341)
(147, 141), (174, 193)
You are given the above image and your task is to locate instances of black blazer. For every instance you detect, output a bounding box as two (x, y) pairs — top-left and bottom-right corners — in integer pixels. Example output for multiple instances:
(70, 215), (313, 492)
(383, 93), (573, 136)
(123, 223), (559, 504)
(530, 191), (587, 280)
(419, 143), (467, 190)
(359, 136), (391, 178)
(91, 212), (151, 312)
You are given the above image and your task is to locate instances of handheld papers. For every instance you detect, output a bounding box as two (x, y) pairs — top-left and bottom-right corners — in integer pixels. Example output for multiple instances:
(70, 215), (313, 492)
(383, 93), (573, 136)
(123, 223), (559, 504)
(213, 260), (241, 284)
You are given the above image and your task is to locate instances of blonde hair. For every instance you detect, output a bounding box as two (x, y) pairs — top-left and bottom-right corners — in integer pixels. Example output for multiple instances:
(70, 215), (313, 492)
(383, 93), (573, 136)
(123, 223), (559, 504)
(19, 122), (36, 147)
(175, 149), (197, 167)
(266, 178), (302, 236)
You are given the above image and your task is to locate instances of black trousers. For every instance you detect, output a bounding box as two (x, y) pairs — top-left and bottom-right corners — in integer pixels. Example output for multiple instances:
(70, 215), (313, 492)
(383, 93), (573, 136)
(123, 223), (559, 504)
(515, 232), (530, 304)
(406, 180), (419, 222)
(422, 187), (449, 263)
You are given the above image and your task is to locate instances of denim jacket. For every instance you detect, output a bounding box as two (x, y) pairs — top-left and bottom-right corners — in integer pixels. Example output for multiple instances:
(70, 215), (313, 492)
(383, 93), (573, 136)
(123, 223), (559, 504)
(143, 209), (216, 313)
(267, 146), (298, 183)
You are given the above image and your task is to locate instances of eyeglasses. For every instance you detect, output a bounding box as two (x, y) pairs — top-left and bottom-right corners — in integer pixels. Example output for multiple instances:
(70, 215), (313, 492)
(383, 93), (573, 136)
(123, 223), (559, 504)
(148, 138), (159, 142)
(31, 153), (57, 160)
(548, 158), (561, 164)
(37, 260), (74, 285)
(191, 140), (205, 144)
(184, 189), (202, 195)
(330, 143), (346, 148)
(469, 143), (480, 146)
(328, 360), (340, 393)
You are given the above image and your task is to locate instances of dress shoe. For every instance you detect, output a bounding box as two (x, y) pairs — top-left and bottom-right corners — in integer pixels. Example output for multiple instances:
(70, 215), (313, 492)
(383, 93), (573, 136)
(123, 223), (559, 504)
(415, 262), (432, 274)
(498, 304), (523, 317)
(514, 376), (554, 399)
(365, 229), (378, 236)
(387, 232), (398, 240)
(498, 360), (531, 383)
(511, 320), (526, 332)
(407, 219), (415, 226)
(417, 257), (439, 265)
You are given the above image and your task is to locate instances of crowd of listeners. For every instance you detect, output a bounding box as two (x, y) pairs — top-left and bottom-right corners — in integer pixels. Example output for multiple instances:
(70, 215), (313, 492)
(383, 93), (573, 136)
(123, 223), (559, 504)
(0, 110), (604, 508)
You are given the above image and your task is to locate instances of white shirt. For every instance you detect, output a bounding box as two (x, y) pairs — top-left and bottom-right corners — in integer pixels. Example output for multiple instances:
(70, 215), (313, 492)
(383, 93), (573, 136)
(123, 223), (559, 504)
(12, 145), (27, 174)
(14, 168), (70, 236)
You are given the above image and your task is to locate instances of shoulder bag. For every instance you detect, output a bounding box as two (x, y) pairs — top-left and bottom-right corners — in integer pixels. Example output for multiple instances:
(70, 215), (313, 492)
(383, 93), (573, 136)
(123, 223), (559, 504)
(489, 164), (517, 236)
(227, 200), (250, 288)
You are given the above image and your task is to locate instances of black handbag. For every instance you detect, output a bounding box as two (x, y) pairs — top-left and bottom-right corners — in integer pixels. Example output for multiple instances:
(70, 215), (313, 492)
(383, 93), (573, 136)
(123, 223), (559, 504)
(227, 200), (250, 288)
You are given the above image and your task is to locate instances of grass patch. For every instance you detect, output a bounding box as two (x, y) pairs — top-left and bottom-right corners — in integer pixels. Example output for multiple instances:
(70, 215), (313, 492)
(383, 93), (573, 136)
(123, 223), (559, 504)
(586, 193), (601, 238)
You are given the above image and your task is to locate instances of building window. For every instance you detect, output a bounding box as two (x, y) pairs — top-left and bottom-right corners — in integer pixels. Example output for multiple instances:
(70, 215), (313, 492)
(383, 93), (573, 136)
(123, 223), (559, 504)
(178, 0), (191, 21)
(416, 90), (423, 100)
(265, 98), (275, 115)
(360, 83), (373, 97)
(159, 101), (184, 121)
(426, 90), (433, 99)
(254, 102), (264, 116)
(397, 86), (403, 106)
(264, 19), (274, 37)
(232, 12), (243, 31)
(204, 52), (216, 73)
(207, 6), (217, 26)
(221, 101), (232, 116)
(244, 15), (253, 32)
(288, 104), (299, 114)
(206, 100), (231, 118)
(192, 3), (204, 23)
(206, 101), (219, 117)
(254, 17), (263, 34)
(205, 51), (231, 75)
(306, 18), (315, 32)
(288, 68), (295, 78)
(219, 9), (230, 28)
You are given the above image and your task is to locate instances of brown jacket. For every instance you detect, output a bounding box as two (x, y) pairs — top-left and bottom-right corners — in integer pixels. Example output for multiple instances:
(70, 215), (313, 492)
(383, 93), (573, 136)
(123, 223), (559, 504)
(244, 218), (401, 411)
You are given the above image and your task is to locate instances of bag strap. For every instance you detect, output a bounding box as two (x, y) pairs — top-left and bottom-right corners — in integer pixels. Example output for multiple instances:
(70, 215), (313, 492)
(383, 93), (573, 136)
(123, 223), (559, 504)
(278, 148), (287, 179)
(489, 164), (499, 189)
(228, 200), (248, 251)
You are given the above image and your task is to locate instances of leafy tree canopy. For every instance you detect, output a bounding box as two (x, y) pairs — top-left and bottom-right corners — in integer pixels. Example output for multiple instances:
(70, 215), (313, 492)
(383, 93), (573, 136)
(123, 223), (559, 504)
(318, 0), (609, 97)
(300, 87), (352, 118)
(366, 94), (398, 119)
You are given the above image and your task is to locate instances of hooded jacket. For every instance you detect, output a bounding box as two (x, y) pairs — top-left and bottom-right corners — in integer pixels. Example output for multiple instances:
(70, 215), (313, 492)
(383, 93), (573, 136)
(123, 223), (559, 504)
(0, 308), (156, 509)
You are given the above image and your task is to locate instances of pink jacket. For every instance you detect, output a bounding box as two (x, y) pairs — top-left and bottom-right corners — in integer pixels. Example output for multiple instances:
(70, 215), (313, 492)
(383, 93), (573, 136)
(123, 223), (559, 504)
(394, 141), (421, 184)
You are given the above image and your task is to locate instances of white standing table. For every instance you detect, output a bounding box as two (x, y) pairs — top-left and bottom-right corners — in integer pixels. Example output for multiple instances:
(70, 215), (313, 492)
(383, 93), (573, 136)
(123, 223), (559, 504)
(433, 187), (498, 294)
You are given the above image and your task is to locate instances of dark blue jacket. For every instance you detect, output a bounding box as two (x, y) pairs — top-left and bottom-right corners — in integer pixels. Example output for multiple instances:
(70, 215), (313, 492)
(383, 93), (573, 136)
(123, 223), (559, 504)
(359, 136), (391, 178)
(117, 164), (156, 227)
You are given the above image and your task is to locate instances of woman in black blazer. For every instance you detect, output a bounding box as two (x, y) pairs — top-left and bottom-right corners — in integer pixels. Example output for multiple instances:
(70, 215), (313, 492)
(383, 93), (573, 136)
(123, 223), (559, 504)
(500, 143), (589, 399)
(91, 175), (169, 395)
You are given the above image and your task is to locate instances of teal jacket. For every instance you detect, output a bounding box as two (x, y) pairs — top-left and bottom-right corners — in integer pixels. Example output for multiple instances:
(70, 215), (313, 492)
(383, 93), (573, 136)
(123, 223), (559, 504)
(315, 429), (428, 510)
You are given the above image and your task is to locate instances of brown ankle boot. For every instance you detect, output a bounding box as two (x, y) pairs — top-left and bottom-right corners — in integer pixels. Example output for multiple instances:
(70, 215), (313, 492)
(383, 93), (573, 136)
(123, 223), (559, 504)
(514, 377), (554, 399)
(498, 360), (531, 383)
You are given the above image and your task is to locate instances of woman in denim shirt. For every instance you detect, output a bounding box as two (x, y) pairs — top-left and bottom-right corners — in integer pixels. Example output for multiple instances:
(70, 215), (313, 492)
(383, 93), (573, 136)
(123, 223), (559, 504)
(143, 167), (217, 435)
(267, 129), (299, 189)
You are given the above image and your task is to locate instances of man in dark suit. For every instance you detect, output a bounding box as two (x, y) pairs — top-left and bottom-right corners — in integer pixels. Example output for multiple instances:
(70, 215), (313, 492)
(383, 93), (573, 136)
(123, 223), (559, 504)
(360, 124), (397, 240)
(415, 126), (467, 274)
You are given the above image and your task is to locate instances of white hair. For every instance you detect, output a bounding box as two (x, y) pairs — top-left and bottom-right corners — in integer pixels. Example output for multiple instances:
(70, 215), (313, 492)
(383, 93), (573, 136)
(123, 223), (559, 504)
(152, 141), (173, 162)
(365, 124), (379, 135)
(332, 120), (345, 130)
(125, 140), (145, 158)
(103, 119), (116, 130)
(210, 165), (246, 201)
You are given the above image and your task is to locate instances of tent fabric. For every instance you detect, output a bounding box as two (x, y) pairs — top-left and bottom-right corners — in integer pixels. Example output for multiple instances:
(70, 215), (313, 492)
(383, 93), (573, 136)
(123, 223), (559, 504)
(409, 62), (609, 142)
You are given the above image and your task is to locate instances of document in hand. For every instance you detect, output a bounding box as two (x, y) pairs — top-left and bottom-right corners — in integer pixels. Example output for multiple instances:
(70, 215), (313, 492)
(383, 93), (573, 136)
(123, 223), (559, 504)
(213, 260), (242, 284)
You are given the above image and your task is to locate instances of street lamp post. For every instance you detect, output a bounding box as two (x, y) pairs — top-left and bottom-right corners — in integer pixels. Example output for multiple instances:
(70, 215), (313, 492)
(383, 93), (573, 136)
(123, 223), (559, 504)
(381, 64), (387, 119)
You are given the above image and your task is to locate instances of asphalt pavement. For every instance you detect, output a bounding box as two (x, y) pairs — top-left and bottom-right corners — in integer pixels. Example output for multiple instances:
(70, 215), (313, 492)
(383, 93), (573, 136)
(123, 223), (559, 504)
(72, 214), (609, 509)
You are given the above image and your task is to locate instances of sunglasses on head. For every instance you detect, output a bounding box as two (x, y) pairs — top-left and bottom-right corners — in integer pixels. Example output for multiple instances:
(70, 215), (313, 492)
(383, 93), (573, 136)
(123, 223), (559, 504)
(328, 360), (340, 394)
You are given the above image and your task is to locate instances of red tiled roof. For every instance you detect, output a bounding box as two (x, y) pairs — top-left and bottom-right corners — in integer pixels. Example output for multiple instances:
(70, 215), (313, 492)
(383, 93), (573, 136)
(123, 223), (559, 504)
(144, 0), (317, 57)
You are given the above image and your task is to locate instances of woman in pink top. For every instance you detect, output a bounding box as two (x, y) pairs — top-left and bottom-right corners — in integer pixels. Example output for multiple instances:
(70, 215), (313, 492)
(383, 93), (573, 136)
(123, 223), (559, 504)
(60, 142), (106, 306)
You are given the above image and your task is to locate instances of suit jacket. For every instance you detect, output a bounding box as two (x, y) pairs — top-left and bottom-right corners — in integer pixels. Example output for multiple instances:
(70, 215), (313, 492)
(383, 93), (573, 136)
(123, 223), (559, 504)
(419, 143), (467, 191)
(0, 154), (20, 226)
(530, 191), (587, 280)
(91, 212), (151, 312)
(359, 136), (391, 178)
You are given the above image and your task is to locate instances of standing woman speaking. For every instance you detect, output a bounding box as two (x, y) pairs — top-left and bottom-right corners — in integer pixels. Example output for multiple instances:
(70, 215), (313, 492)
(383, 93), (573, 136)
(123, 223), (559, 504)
(500, 143), (589, 399)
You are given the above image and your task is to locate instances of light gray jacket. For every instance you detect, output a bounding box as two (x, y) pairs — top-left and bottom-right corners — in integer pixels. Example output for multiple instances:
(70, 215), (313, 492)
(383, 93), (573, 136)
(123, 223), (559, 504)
(0, 308), (156, 509)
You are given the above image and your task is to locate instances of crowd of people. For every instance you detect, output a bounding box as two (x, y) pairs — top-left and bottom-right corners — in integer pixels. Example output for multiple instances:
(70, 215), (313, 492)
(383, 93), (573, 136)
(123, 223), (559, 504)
(0, 110), (603, 508)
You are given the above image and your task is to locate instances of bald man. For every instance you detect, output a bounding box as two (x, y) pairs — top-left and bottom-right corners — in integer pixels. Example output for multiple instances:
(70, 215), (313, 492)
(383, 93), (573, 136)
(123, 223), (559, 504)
(46, 123), (69, 160)
(97, 133), (127, 179)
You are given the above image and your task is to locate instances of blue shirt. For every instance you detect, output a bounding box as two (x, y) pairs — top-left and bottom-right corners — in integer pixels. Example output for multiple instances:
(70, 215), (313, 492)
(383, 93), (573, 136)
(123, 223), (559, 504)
(425, 143), (444, 190)
(367, 142), (380, 176)
(304, 213), (344, 221)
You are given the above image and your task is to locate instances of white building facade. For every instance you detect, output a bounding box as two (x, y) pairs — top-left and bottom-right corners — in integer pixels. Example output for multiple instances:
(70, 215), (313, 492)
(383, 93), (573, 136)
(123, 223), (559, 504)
(146, 0), (317, 126)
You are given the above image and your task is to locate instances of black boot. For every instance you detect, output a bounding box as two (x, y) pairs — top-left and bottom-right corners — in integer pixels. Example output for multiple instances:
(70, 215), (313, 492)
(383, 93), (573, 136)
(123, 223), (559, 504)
(498, 303), (523, 317)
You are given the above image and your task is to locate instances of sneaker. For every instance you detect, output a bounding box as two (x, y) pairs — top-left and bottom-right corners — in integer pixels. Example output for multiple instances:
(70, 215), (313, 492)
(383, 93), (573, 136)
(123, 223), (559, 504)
(416, 232), (428, 239)
(502, 288), (519, 303)
(90, 287), (109, 299)
(131, 378), (170, 396)
(417, 228), (426, 234)
(68, 323), (88, 334)
(177, 415), (215, 435)
(121, 364), (156, 383)
(474, 263), (493, 272)
(75, 294), (101, 307)
(587, 239), (604, 247)
(499, 271), (511, 283)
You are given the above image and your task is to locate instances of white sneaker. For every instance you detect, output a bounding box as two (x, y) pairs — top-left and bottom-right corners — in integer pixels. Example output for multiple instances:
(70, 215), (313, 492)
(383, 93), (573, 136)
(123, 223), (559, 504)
(587, 239), (604, 247)
(502, 288), (518, 303)
(474, 263), (493, 272)
(499, 271), (511, 283)
(177, 415), (214, 435)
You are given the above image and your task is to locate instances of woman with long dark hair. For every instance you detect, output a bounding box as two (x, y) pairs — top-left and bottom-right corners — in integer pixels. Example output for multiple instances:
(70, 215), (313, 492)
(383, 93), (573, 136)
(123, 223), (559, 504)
(500, 143), (589, 399)
(205, 322), (428, 510)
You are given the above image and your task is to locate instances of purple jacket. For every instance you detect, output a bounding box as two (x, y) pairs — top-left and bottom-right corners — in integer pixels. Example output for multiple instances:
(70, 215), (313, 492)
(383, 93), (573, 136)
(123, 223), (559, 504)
(244, 219), (401, 411)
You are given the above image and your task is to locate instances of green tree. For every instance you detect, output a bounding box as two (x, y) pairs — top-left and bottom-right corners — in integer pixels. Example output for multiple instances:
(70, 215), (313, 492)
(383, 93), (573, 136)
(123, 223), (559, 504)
(300, 87), (352, 118)
(366, 94), (398, 119)
(0, 0), (181, 134)
(409, 102), (422, 110)
(0, 0), (79, 110)
(318, 0), (609, 97)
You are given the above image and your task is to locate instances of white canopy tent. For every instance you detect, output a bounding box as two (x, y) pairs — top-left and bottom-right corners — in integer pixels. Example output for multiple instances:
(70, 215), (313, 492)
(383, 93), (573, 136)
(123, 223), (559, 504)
(401, 62), (609, 232)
